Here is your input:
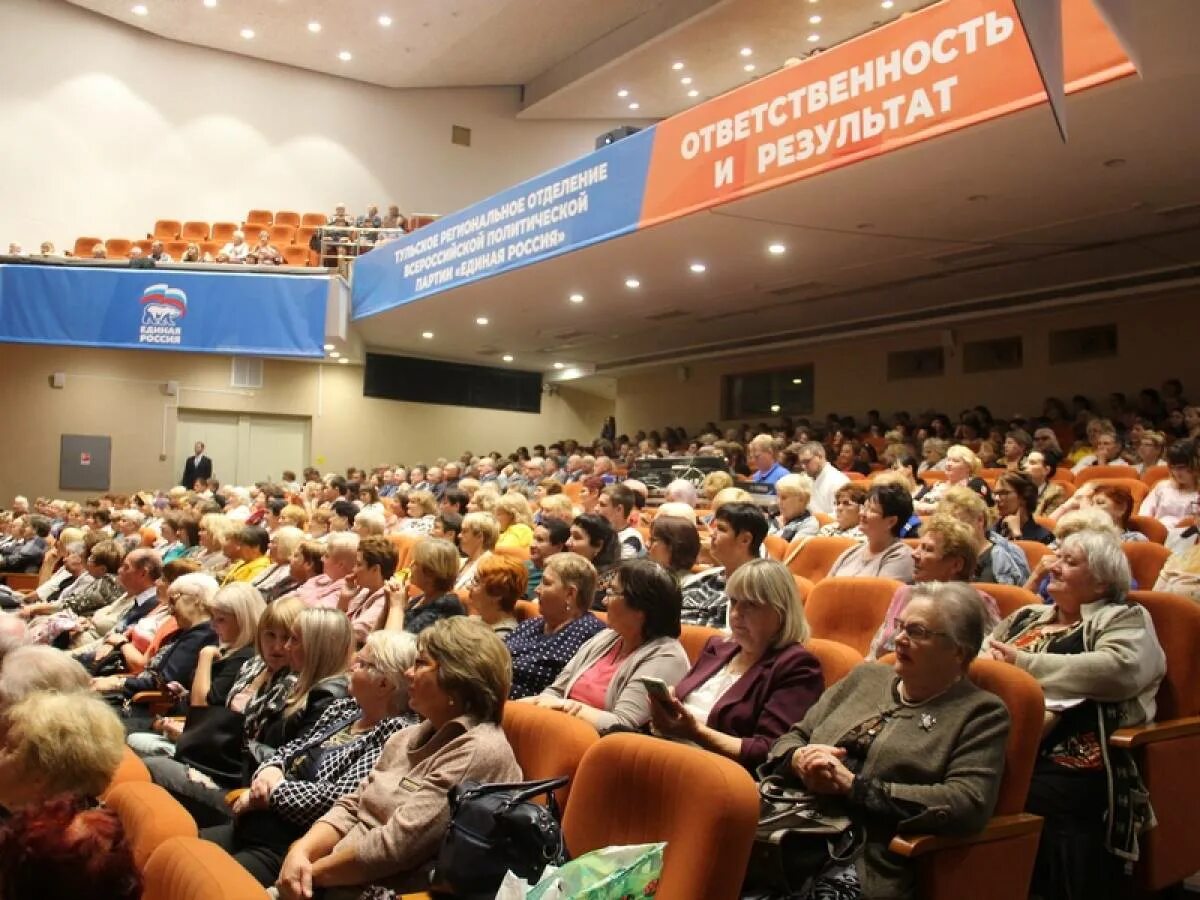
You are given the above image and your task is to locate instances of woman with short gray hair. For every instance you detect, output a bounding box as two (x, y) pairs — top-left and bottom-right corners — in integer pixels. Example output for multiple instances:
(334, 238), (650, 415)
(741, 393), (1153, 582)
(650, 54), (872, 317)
(987, 528), (1164, 900)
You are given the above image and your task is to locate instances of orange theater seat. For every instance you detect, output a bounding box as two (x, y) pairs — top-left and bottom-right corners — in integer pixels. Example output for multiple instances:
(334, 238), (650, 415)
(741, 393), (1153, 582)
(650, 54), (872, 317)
(274, 210), (301, 228)
(1014, 540), (1052, 572)
(890, 658), (1045, 900)
(134, 239), (154, 255)
(1123, 542), (1171, 590)
(1141, 465), (1169, 487)
(763, 534), (788, 560)
(104, 781), (198, 870)
(563, 734), (758, 900)
(514, 599), (539, 621)
(501, 700), (597, 810)
(804, 576), (899, 656)
(210, 221), (237, 243)
(165, 240), (189, 259)
(269, 223), (295, 244)
(294, 226), (316, 247)
(1074, 465), (1144, 486)
(143, 837), (267, 900)
(282, 245), (310, 267)
(102, 746), (151, 799)
(300, 211), (327, 228)
(1086, 477), (1150, 509)
(807, 637), (864, 688)
(152, 219), (181, 240)
(786, 535), (857, 582)
(1128, 515), (1168, 544)
(73, 235), (103, 258)
(409, 214), (439, 229)
(104, 238), (133, 259)
(495, 544), (531, 563)
(679, 623), (722, 665)
(180, 220), (210, 241)
(976, 582), (1040, 618)
(199, 241), (221, 260)
(244, 208), (272, 227)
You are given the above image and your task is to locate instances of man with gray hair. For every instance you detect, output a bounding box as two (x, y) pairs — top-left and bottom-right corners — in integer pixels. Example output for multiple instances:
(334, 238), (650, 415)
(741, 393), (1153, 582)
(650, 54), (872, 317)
(748, 433), (789, 487)
(795, 441), (848, 516)
(664, 479), (699, 507)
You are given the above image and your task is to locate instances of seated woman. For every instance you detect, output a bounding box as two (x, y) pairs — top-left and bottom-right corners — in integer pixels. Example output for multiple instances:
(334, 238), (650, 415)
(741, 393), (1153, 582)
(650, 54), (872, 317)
(494, 494), (535, 550)
(826, 482), (915, 581)
(24, 539), (124, 645)
(146, 605), (353, 827)
(914, 444), (992, 513)
(759, 581), (1010, 900)
(1089, 483), (1150, 543)
(453, 511), (498, 592)
(567, 512), (620, 608)
(274, 618), (521, 899)
(92, 572), (220, 726)
(197, 513), (234, 574)
(466, 554), (527, 636)
(396, 490), (437, 536)
(999, 429), (1033, 472)
(382, 538), (466, 635)
(869, 515), (1003, 658)
(125, 581), (265, 758)
(506, 554), (607, 699)
(525, 518), (568, 599)
(1027, 451), (1069, 517)
(772, 474), (820, 542)
(988, 530), (1165, 900)
(993, 471), (1054, 544)
(648, 514), (702, 584)
(528, 558), (689, 733)
(816, 482), (867, 540)
(937, 486), (1030, 586)
(255, 526), (307, 600)
(650, 559), (823, 772)
(576, 475), (607, 516)
(1131, 430), (1165, 476)
(918, 438), (949, 474)
(1139, 439), (1198, 527)
(204, 631), (420, 887)
(159, 512), (199, 563)
(286, 540), (326, 599)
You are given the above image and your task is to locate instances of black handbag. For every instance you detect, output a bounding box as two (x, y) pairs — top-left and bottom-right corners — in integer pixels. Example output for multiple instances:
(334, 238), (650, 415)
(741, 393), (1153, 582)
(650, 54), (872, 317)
(430, 776), (568, 899)
(743, 776), (865, 895)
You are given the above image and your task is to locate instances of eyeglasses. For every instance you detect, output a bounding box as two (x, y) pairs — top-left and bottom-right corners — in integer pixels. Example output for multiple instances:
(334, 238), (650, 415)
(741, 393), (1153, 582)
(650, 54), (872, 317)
(892, 619), (948, 642)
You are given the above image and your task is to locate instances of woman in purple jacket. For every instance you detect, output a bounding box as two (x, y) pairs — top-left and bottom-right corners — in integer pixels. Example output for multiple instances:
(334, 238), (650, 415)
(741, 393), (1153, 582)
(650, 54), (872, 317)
(649, 558), (823, 771)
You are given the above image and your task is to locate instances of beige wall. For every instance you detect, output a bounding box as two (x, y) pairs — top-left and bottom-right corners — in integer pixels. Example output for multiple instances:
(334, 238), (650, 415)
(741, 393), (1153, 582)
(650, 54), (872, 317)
(0, 345), (612, 501)
(615, 288), (1200, 435)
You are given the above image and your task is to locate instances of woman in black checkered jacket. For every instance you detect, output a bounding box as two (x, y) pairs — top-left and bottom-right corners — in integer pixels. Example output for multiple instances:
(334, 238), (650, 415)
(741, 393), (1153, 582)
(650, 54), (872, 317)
(201, 630), (421, 887)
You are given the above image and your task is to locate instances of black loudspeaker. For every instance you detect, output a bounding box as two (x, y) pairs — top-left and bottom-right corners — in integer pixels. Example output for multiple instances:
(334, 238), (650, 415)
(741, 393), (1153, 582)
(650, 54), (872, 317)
(595, 125), (642, 149)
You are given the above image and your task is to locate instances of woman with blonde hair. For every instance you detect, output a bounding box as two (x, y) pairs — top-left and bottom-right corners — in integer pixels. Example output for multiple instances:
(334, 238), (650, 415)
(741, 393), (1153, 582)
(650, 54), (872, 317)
(649, 558), (823, 772)
(198, 512), (236, 574)
(254, 526), (306, 600)
(539, 493), (576, 525)
(397, 490), (437, 535)
(702, 470), (735, 501)
(494, 493), (534, 549)
(454, 511), (499, 591)
(914, 444), (992, 513)
(278, 504), (309, 530)
(383, 538), (466, 635)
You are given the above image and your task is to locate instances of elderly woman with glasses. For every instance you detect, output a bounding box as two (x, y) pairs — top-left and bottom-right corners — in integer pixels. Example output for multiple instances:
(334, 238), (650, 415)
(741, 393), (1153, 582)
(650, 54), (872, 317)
(204, 631), (421, 887)
(987, 529), (1165, 900)
(755, 582), (1010, 900)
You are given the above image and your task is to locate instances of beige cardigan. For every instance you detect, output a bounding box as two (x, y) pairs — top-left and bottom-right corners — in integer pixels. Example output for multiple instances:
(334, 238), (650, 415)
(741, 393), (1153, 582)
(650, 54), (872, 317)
(539, 629), (689, 732)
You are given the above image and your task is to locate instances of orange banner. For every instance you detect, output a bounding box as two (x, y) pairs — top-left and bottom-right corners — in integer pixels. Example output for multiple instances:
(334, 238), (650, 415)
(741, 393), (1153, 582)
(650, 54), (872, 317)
(639, 0), (1133, 227)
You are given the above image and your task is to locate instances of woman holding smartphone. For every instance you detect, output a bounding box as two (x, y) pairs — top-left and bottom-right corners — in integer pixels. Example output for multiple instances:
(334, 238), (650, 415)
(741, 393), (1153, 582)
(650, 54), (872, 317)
(648, 559), (823, 772)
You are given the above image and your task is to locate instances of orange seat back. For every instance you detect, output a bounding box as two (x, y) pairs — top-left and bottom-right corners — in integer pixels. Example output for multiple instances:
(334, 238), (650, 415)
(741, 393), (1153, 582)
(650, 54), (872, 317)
(561, 481), (583, 503)
(180, 221), (210, 241)
(807, 638), (864, 688)
(105, 782), (199, 870)
(1014, 540), (1052, 572)
(1129, 515), (1168, 544)
(501, 701), (597, 810)
(1141, 465), (1170, 487)
(1075, 465), (1144, 486)
(102, 746), (151, 799)
(515, 599), (540, 622)
(387, 532), (425, 570)
(210, 222), (237, 243)
(269, 223), (296, 244)
(975, 582), (1040, 618)
(563, 734), (758, 900)
(787, 535), (857, 581)
(763, 534), (788, 560)
(165, 240), (189, 258)
(1129, 591), (1200, 720)
(153, 219), (181, 240)
(104, 238), (133, 259)
(143, 836), (266, 900)
(964, 658), (1044, 815)
(300, 211), (327, 228)
(1087, 477), (1150, 509)
(73, 235), (102, 258)
(245, 209), (273, 227)
(680, 624), (722, 665)
(804, 576), (899, 656)
(282, 245), (310, 266)
(274, 210), (301, 228)
(1123, 542), (1171, 591)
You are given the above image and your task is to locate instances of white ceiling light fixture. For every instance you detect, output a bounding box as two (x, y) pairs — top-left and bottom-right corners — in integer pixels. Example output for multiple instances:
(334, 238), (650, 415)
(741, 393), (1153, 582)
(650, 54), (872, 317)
(475, 316), (489, 326)
(740, 47), (753, 57)
(132, 4), (148, 15)
(421, 331), (434, 339)
(203, 0), (217, 7)
(807, 33), (820, 42)
(625, 277), (641, 289)
(502, 354), (514, 362)
(337, 358), (349, 365)
(338, 50), (353, 62)
(770, 404), (781, 413)
(378, 14), (393, 27)
(240, 27), (255, 39)
(671, 61), (685, 71)
(809, 14), (822, 24)
(792, 377), (804, 385)
(569, 292), (585, 303)
(687, 89), (699, 98)
(744, 63), (756, 72)
(617, 89), (629, 98)
(767, 242), (787, 255)
(553, 362), (565, 370)
(881, 0), (895, 7)
(322, 343), (334, 350)
(689, 262), (707, 273)
(680, 76), (693, 85)
(329, 351), (341, 359)
(307, 21), (322, 33)
(628, 102), (640, 110)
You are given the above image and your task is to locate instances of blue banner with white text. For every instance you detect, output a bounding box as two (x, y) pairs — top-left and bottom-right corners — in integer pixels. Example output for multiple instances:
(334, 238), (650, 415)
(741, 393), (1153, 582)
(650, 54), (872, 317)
(0, 264), (329, 357)
(352, 127), (656, 320)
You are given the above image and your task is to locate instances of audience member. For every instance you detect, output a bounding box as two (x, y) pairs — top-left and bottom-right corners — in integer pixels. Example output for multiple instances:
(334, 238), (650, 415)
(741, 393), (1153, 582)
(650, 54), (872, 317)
(795, 442), (849, 515)
(772, 473), (819, 541)
(683, 502), (768, 628)
(826, 482), (915, 580)
(382, 538), (464, 635)
(466, 554), (526, 636)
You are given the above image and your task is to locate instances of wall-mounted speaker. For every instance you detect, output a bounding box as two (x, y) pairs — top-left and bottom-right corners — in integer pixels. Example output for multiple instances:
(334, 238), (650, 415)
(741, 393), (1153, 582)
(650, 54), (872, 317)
(50, 372), (66, 389)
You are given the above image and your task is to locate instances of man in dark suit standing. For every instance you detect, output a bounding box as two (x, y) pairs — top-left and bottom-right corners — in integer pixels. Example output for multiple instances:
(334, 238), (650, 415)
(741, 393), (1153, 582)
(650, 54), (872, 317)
(181, 441), (213, 489)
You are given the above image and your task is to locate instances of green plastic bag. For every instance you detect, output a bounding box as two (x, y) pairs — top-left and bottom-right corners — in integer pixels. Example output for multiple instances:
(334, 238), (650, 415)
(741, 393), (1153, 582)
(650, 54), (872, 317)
(524, 842), (666, 900)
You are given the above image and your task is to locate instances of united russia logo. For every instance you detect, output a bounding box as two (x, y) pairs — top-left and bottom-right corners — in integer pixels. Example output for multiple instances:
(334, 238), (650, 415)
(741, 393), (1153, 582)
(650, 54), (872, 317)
(138, 284), (187, 345)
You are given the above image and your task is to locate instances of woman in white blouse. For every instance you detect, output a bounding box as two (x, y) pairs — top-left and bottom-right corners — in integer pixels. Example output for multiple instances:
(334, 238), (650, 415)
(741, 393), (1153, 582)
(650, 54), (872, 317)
(1140, 440), (1198, 528)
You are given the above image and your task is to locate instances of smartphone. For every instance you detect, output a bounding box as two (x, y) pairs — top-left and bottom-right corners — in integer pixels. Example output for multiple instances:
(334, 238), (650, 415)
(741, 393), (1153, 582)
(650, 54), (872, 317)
(637, 676), (673, 705)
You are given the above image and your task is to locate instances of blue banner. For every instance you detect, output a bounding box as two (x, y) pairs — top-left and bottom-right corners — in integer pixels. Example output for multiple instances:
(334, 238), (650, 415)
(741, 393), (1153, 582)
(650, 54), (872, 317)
(352, 127), (656, 320)
(0, 264), (329, 357)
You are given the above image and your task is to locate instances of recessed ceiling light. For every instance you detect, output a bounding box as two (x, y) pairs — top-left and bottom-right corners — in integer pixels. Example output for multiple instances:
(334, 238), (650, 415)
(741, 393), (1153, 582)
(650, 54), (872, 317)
(553, 362), (565, 370)
(628, 102), (640, 110)
(807, 33), (820, 42)
(323, 343), (334, 351)
(809, 14), (822, 23)
(770, 404), (781, 413)
(203, 0), (217, 7)
(378, 14), (392, 26)
(687, 89), (699, 98)
(307, 21), (321, 33)
(768, 242), (787, 255)
(329, 351), (340, 359)
(338, 50), (352, 61)
(569, 293), (584, 303)
(672, 61), (685, 71)
(785, 56), (802, 67)
(475, 316), (489, 326)
(617, 89), (629, 98)
(680, 76), (693, 85)
(740, 47), (753, 57)
(744, 63), (756, 72)
(881, 0), (894, 7)
(625, 277), (641, 289)
(421, 331), (434, 339)
(689, 262), (707, 273)
(502, 354), (514, 362)
(240, 27), (255, 39)
(792, 377), (804, 385)
(132, 4), (148, 15)
(337, 358), (349, 365)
